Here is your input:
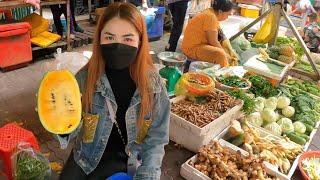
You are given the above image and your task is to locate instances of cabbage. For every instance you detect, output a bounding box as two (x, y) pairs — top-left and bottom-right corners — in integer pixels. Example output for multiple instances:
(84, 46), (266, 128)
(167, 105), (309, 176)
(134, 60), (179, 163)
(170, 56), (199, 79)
(264, 122), (282, 136)
(264, 97), (278, 110)
(293, 121), (306, 134)
(262, 108), (277, 123)
(277, 96), (290, 109)
(282, 106), (295, 118)
(254, 97), (265, 112)
(247, 112), (263, 127)
(277, 118), (294, 133)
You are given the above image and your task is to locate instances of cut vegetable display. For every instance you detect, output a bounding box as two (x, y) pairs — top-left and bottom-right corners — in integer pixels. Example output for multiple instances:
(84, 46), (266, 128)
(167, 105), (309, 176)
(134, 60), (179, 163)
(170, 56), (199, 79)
(189, 140), (278, 179)
(171, 91), (238, 127)
(226, 122), (303, 174)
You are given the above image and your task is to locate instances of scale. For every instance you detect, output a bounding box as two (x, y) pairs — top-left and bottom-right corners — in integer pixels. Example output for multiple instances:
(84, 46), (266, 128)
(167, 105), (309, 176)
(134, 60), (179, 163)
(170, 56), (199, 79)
(157, 52), (187, 96)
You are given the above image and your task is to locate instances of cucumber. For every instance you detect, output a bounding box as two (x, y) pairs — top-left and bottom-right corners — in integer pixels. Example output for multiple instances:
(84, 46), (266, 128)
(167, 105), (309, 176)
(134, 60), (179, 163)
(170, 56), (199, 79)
(285, 132), (307, 145)
(231, 134), (244, 146)
(294, 132), (310, 141)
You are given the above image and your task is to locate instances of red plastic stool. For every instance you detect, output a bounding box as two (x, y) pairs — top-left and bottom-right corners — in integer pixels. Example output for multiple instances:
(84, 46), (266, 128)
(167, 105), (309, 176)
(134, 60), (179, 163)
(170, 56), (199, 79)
(0, 123), (40, 180)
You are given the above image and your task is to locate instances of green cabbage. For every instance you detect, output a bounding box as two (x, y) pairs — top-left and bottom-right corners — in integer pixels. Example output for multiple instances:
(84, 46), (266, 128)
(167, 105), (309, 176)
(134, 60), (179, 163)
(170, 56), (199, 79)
(254, 97), (265, 112)
(262, 108), (277, 123)
(277, 118), (294, 133)
(282, 106), (295, 118)
(277, 96), (291, 109)
(265, 97), (278, 110)
(247, 112), (263, 127)
(293, 121), (306, 134)
(264, 122), (282, 136)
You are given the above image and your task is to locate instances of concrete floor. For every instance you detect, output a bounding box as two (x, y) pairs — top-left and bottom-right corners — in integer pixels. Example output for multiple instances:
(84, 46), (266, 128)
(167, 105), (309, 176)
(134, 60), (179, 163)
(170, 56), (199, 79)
(0, 16), (319, 179)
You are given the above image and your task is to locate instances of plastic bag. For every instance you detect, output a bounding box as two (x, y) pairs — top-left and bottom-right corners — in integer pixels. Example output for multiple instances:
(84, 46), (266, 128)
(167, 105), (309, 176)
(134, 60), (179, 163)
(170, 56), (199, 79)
(231, 35), (251, 55)
(12, 142), (51, 180)
(41, 48), (89, 74)
(189, 62), (217, 72)
(174, 72), (214, 99)
(252, 12), (276, 43)
(215, 66), (247, 78)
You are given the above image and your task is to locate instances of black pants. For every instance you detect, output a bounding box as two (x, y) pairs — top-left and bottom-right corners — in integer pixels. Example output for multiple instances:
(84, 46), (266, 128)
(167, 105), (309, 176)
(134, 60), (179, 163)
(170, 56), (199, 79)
(50, 0), (77, 36)
(60, 151), (128, 180)
(166, 1), (188, 52)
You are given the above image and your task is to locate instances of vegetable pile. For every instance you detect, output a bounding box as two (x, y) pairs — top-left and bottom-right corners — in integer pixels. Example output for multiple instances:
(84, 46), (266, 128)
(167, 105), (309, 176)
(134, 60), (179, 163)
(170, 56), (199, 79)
(227, 89), (255, 115)
(190, 140), (277, 179)
(247, 75), (279, 98)
(14, 151), (50, 180)
(267, 45), (295, 64)
(302, 157), (320, 180)
(217, 75), (249, 88)
(275, 37), (304, 58)
(171, 91), (238, 127)
(286, 77), (320, 97)
(226, 121), (303, 174)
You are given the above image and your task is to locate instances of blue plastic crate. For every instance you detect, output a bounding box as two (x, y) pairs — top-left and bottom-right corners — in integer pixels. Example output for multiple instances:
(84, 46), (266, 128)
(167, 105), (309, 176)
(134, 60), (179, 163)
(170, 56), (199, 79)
(145, 6), (165, 39)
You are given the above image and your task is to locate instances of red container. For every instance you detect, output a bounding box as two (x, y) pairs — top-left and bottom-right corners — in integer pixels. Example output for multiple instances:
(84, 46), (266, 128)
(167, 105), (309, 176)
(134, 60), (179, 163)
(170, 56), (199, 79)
(0, 123), (39, 180)
(298, 151), (320, 180)
(0, 22), (32, 70)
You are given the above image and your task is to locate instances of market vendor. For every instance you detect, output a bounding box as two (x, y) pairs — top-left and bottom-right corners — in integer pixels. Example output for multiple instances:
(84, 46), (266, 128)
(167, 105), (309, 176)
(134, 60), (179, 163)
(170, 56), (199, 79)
(181, 0), (239, 67)
(59, 2), (170, 179)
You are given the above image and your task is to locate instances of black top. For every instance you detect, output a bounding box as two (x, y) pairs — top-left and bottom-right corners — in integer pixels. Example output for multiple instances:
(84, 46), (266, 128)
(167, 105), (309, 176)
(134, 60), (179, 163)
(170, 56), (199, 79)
(103, 67), (136, 156)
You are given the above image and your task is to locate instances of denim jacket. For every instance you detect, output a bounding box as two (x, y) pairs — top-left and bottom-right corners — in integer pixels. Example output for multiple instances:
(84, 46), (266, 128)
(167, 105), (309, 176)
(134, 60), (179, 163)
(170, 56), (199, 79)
(57, 69), (170, 179)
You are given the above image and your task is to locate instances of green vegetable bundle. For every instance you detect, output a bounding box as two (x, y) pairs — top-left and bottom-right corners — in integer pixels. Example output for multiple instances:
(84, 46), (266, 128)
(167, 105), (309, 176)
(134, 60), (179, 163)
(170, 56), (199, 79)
(227, 89), (254, 115)
(276, 37), (304, 58)
(287, 78), (320, 96)
(246, 75), (279, 98)
(14, 150), (50, 180)
(217, 76), (249, 88)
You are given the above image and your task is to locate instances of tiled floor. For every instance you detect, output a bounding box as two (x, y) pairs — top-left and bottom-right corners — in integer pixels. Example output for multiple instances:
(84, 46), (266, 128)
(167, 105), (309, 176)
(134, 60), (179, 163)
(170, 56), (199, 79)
(0, 16), (317, 179)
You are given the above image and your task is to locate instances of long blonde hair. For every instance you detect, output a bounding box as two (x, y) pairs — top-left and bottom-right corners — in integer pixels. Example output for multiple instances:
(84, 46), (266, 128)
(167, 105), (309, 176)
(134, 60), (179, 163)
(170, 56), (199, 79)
(83, 2), (154, 128)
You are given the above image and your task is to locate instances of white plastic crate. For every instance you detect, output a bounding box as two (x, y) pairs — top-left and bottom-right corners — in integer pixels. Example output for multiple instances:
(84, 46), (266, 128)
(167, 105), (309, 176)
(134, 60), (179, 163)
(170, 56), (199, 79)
(170, 93), (243, 152)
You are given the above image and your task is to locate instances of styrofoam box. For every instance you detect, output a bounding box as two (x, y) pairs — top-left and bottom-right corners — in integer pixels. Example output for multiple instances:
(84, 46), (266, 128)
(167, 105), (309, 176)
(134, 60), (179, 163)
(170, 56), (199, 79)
(170, 92), (243, 152)
(244, 55), (290, 81)
(215, 125), (302, 180)
(180, 139), (276, 180)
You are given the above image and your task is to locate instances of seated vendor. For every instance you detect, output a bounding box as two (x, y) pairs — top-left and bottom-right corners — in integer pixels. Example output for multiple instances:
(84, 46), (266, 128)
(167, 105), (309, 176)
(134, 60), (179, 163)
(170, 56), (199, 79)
(181, 0), (238, 67)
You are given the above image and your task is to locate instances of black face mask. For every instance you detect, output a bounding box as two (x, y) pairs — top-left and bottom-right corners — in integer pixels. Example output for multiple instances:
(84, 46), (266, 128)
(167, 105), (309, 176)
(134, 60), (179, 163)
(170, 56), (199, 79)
(100, 43), (138, 70)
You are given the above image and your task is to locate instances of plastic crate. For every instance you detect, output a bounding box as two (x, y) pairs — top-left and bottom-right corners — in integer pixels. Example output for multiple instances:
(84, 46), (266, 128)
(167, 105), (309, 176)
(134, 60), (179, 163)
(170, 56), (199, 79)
(239, 4), (260, 18)
(0, 123), (39, 180)
(169, 93), (243, 152)
(147, 6), (165, 39)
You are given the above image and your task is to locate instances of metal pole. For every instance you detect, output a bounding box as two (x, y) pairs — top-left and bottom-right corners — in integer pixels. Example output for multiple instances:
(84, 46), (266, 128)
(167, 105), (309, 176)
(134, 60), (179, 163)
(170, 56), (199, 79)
(67, 0), (71, 51)
(230, 8), (272, 41)
(269, 1), (281, 46)
(281, 8), (320, 78)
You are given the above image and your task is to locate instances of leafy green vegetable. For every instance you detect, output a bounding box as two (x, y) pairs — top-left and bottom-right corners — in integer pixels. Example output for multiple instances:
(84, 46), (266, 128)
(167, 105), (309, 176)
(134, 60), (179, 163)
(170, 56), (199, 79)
(286, 78), (320, 97)
(276, 37), (304, 57)
(246, 75), (279, 98)
(15, 151), (50, 180)
(217, 76), (249, 88)
(227, 89), (255, 115)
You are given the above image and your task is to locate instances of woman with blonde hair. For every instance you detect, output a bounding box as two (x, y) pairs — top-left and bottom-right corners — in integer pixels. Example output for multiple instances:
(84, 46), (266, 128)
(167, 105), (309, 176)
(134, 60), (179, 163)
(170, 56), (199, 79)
(59, 2), (170, 179)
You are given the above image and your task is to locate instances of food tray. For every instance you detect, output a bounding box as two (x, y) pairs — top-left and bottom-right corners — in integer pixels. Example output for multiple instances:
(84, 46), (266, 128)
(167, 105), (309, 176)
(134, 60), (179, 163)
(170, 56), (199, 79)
(244, 55), (290, 81)
(180, 139), (277, 180)
(169, 91), (243, 152)
(215, 125), (302, 180)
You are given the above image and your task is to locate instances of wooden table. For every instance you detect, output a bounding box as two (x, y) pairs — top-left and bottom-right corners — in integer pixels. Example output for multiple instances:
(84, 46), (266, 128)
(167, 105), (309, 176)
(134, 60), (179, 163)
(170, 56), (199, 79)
(0, 0), (71, 51)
